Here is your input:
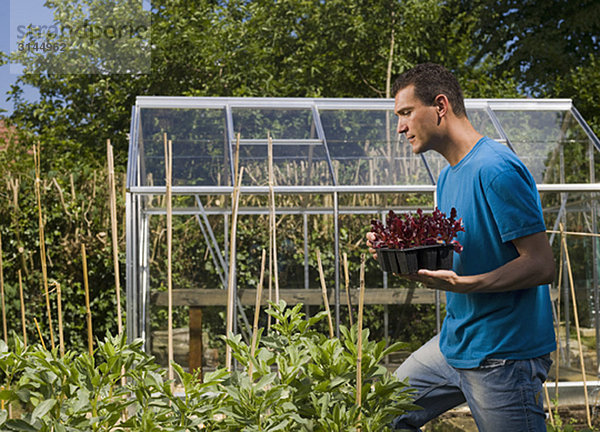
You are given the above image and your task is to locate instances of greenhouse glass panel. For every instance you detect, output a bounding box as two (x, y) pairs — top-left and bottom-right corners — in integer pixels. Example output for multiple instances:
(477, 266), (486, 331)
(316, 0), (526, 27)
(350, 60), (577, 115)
(492, 110), (592, 184)
(231, 107), (333, 186)
(422, 151), (447, 183)
(236, 141), (332, 186)
(139, 107), (229, 187)
(320, 109), (431, 185)
(231, 108), (315, 139)
(466, 108), (504, 143)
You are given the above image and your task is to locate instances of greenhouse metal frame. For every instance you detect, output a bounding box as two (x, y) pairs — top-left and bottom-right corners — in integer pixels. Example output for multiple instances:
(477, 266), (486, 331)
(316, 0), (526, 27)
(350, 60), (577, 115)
(126, 96), (600, 380)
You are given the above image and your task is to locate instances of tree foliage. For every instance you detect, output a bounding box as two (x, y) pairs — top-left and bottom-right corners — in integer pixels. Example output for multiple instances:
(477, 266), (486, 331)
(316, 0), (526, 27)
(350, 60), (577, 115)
(471, 0), (600, 95)
(553, 54), (600, 138)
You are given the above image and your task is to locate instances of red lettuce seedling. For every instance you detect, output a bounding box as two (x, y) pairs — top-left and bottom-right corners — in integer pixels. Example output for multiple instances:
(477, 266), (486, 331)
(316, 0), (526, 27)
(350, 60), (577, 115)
(370, 207), (464, 252)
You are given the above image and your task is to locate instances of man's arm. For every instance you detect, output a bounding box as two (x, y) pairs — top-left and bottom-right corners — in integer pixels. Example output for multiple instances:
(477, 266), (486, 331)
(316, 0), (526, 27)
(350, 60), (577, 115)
(411, 231), (555, 293)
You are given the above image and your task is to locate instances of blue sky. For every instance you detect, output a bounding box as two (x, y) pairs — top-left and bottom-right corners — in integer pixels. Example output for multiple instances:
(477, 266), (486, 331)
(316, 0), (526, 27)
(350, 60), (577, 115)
(1, 0), (53, 116)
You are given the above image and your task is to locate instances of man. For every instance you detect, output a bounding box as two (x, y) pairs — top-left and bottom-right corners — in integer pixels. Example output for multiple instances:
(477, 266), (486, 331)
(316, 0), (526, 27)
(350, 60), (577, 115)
(367, 63), (556, 431)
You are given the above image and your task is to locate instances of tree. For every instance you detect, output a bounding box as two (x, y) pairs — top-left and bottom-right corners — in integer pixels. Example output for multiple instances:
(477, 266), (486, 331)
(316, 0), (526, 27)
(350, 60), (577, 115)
(471, 0), (600, 94)
(553, 54), (600, 138)
(8, 0), (151, 170)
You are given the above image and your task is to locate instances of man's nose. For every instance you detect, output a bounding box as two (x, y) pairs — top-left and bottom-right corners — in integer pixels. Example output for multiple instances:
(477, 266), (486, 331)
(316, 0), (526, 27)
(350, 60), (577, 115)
(397, 118), (407, 134)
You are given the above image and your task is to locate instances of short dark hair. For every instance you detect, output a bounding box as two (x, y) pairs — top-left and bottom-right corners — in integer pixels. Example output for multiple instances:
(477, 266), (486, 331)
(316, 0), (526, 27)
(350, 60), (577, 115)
(391, 63), (467, 118)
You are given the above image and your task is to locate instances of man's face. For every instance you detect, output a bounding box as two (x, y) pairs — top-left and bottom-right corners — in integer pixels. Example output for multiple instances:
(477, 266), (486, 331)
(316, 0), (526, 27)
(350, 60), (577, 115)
(394, 85), (441, 154)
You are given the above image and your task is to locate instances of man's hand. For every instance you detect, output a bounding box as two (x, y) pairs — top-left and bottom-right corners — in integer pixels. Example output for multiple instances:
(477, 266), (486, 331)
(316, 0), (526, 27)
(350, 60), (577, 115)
(406, 269), (475, 293)
(366, 232), (378, 260)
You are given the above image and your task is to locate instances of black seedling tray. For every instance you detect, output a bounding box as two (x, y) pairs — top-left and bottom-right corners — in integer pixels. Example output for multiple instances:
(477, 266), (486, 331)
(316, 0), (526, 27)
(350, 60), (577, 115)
(376, 244), (453, 274)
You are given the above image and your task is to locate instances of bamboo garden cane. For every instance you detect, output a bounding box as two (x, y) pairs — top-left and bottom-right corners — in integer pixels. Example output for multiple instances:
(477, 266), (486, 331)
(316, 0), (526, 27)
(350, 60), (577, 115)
(81, 243), (94, 357)
(554, 234), (563, 400)
(560, 223), (592, 429)
(18, 270), (26, 347)
(0, 234), (6, 418)
(266, 134), (276, 330)
(33, 317), (47, 350)
(547, 229), (600, 238)
(0, 233), (7, 342)
(267, 134), (280, 305)
(547, 239), (561, 426)
(249, 249), (267, 378)
(107, 140), (127, 395)
(542, 228), (562, 425)
(316, 249), (334, 339)
(343, 252), (353, 327)
(54, 281), (65, 358)
(225, 134), (243, 371)
(107, 140), (123, 335)
(356, 254), (366, 428)
(33, 143), (55, 350)
(543, 383), (555, 427)
(163, 133), (175, 386)
(267, 234), (273, 330)
(543, 225), (564, 416)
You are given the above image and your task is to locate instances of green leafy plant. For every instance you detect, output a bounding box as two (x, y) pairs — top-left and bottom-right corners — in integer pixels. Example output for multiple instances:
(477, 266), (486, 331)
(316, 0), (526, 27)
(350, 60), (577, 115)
(546, 399), (597, 432)
(0, 301), (416, 431)
(206, 300), (417, 431)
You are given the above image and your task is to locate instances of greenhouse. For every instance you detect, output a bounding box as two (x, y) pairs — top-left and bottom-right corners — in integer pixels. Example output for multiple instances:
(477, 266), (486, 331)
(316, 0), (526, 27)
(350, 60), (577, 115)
(126, 96), (600, 392)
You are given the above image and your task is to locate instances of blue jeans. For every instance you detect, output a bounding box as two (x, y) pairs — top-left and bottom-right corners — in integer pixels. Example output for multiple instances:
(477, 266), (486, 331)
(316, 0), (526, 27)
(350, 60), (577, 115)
(392, 335), (552, 432)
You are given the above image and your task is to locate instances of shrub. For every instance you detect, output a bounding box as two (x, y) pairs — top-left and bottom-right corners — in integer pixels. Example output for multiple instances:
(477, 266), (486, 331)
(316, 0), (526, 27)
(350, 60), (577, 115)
(0, 301), (416, 431)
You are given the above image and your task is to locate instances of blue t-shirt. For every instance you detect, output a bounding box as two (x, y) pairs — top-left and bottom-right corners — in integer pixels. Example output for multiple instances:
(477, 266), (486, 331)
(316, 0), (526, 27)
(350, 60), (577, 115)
(437, 136), (556, 369)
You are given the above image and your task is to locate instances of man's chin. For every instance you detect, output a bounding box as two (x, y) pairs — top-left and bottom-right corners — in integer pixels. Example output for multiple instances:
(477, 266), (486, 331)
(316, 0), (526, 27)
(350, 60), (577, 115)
(410, 143), (432, 155)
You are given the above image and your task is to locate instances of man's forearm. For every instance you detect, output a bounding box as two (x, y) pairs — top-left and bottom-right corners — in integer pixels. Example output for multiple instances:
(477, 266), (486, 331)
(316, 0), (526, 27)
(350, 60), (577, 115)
(451, 253), (555, 294)
(414, 231), (555, 294)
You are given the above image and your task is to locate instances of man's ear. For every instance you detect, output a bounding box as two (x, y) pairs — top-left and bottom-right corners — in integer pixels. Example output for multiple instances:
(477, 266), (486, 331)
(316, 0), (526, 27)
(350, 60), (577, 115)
(434, 94), (450, 118)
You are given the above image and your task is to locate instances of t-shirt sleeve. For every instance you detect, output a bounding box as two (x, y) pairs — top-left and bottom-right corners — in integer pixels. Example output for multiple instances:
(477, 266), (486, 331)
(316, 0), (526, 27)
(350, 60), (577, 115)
(485, 167), (546, 243)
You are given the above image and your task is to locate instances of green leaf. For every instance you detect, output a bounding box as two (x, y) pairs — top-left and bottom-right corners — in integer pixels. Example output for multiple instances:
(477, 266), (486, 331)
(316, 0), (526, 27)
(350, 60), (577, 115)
(31, 398), (57, 421)
(5, 419), (38, 432)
